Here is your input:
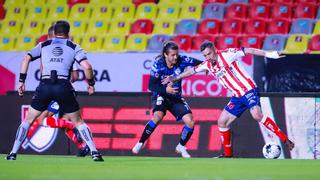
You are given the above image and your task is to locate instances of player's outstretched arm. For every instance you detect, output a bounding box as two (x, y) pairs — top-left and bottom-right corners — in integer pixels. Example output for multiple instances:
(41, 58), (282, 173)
(80, 59), (95, 95)
(161, 68), (197, 85)
(18, 55), (32, 97)
(244, 48), (285, 59)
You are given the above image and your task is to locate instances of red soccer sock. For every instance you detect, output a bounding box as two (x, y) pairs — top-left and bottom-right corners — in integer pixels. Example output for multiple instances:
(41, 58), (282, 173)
(44, 117), (74, 130)
(65, 129), (85, 148)
(261, 116), (288, 142)
(219, 127), (232, 157)
(27, 119), (40, 139)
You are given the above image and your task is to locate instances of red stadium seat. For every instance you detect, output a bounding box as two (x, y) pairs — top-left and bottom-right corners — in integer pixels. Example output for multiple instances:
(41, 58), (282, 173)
(248, 3), (270, 19)
(307, 35), (320, 52)
(216, 35), (239, 49)
(198, 19), (221, 35)
(267, 18), (290, 34)
(295, 0), (317, 3)
(221, 18), (243, 35)
(192, 34), (218, 51)
(204, 0), (227, 5)
(130, 19), (154, 34)
(133, 0), (157, 6)
(272, 0), (293, 3)
(240, 35), (263, 49)
(249, 0), (271, 3)
(173, 34), (192, 52)
(37, 34), (49, 44)
(225, 3), (247, 19)
(0, 6), (4, 20)
(244, 18), (267, 36)
(270, 3), (293, 20)
(68, 0), (89, 8)
(294, 3), (317, 19)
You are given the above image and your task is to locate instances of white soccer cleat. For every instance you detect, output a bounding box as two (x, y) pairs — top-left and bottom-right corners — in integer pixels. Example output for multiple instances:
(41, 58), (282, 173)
(132, 142), (143, 154)
(175, 143), (191, 158)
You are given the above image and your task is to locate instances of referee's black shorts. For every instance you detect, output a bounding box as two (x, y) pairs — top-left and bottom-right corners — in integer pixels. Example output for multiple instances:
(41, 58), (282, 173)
(31, 79), (79, 113)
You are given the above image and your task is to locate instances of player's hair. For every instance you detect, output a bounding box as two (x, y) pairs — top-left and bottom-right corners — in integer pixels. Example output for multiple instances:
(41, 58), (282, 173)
(54, 20), (70, 36)
(155, 41), (179, 59)
(200, 41), (216, 52)
(48, 25), (55, 38)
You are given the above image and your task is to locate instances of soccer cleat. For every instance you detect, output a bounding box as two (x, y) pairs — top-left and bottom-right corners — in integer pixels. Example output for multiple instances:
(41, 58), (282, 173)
(213, 154), (233, 158)
(175, 143), (191, 158)
(91, 151), (104, 162)
(5, 153), (17, 160)
(284, 139), (295, 151)
(76, 145), (90, 157)
(132, 142), (144, 154)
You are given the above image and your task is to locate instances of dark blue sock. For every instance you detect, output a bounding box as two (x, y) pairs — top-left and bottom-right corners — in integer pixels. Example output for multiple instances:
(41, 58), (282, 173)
(179, 125), (194, 146)
(139, 120), (157, 143)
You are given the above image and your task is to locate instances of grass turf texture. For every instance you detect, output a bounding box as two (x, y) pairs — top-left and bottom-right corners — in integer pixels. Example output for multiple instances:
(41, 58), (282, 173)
(0, 154), (319, 180)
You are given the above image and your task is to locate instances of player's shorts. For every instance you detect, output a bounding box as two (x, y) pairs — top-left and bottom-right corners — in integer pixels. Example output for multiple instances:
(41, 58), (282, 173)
(152, 95), (192, 121)
(224, 88), (261, 117)
(31, 79), (79, 113)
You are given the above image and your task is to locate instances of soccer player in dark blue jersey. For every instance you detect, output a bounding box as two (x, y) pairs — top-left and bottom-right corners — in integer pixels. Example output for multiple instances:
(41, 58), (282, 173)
(132, 41), (203, 158)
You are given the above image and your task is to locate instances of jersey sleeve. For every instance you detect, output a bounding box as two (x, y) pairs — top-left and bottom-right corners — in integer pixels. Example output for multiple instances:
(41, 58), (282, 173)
(72, 62), (80, 71)
(194, 61), (209, 73)
(180, 55), (203, 68)
(27, 43), (42, 61)
(74, 45), (87, 63)
(221, 48), (246, 64)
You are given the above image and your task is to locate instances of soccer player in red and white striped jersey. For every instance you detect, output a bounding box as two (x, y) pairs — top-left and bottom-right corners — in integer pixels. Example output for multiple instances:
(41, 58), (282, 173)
(162, 41), (294, 158)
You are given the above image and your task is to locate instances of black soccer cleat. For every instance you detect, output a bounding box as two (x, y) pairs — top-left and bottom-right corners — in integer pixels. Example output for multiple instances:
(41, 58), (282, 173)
(76, 145), (90, 157)
(213, 154), (233, 159)
(5, 153), (17, 160)
(91, 151), (104, 162)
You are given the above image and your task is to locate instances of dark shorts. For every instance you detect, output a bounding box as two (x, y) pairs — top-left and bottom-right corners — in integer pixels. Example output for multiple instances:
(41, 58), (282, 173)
(152, 95), (192, 121)
(31, 79), (79, 113)
(224, 88), (261, 117)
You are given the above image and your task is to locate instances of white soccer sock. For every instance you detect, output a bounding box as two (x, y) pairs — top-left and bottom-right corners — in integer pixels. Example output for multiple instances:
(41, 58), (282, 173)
(77, 123), (97, 152)
(11, 121), (30, 154)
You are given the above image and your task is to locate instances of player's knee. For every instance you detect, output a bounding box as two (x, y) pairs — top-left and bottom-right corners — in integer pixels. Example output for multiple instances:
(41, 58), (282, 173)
(252, 112), (263, 121)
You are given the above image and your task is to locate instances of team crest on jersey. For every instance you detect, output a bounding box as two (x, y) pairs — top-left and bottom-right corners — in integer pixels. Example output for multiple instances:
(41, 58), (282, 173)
(21, 105), (58, 152)
(174, 68), (181, 75)
(227, 102), (235, 110)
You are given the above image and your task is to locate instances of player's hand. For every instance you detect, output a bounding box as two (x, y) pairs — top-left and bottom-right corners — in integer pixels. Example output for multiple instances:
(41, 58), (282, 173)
(87, 85), (94, 95)
(166, 82), (178, 94)
(161, 75), (175, 85)
(18, 82), (25, 97)
(265, 51), (286, 59)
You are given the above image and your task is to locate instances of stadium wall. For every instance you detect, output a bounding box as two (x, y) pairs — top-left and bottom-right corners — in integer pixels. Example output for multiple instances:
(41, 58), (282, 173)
(0, 92), (318, 159)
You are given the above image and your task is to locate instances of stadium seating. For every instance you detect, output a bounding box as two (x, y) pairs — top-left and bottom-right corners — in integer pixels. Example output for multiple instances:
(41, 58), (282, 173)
(43, 20), (56, 34)
(86, 20), (109, 35)
(1, 20), (22, 35)
(262, 34), (287, 51)
(270, 3), (292, 20)
(134, 0), (157, 5)
(0, 6), (5, 20)
(267, 18), (290, 34)
(69, 19), (87, 35)
(15, 35), (37, 51)
(179, 3), (202, 19)
(294, 3), (317, 19)
(182, 0), (205, 3)
(157, 4), (180, 20)
(69, 35), (82, 45)
(147, 34), (171, 51)
(240, 35), (262, 49)
(173, 34), (193, 52)
(289, 18), (314, 35)
(81, 35), (103, 52)
(158, 0), (181, 4)
(47, 0), (68, 6)
(204, 0), (227, 5)
(25, 0), (46, 6)
(283, 34), (309, 54)
(69, 3), (92, 20)
(225, 3), (247, 19)
(216, 35), (239, 49)
(102, 34), (126, 52)
(0, 35), (15, 51)
(47, 5), (70, 20)
(113, 3), (135, 20)
(198, 18), (221, 35)
(21, 20), (43, 35)
(313, 21), (320, 35)
(202, 3), (225, 20)
(5, 6), (27, 20)
(272, 0), (293, 3)
(130, 19), (154, 34)
(90, 0), (111, 4)
(126, 34), (149, 51)
(221, 18), (243, 35)
(4, 0), (25, 8)
(192, 34), (217, 51)
(135, 3), (158, 19)
(109, 20), (131, 35)
(307, 35), (320, 53)
(175, 19), (198, 35)
(90, 4), (113, 20)
(248, 3), (270, 19)
(317, 7), (320, 19)
(152, 20), (176, 35)
(244, 18), (266, 36)
(67, 0), (89, 8)
(227, 0), (248, 3)
(248, 0), (270, 3)
(26, 6), (48, 19)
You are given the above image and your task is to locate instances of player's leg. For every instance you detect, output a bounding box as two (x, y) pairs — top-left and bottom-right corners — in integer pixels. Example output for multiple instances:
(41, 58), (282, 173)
(250, 105), (295, 150)
(132, 95), (166, 154)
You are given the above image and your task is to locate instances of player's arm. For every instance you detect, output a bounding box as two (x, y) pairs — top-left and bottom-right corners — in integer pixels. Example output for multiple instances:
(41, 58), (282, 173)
(79, 59), (95, 95)
(70, 70), (79, 83)
(244, 48), (285, 59)
(18, 55), (32, 97)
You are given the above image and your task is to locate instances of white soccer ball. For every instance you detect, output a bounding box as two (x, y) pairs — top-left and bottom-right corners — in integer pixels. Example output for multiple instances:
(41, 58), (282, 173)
(262, 143), (281, 159)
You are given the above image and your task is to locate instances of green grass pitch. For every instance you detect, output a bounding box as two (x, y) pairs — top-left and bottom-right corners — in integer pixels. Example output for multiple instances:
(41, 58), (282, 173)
(0, 154), (319, 180)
